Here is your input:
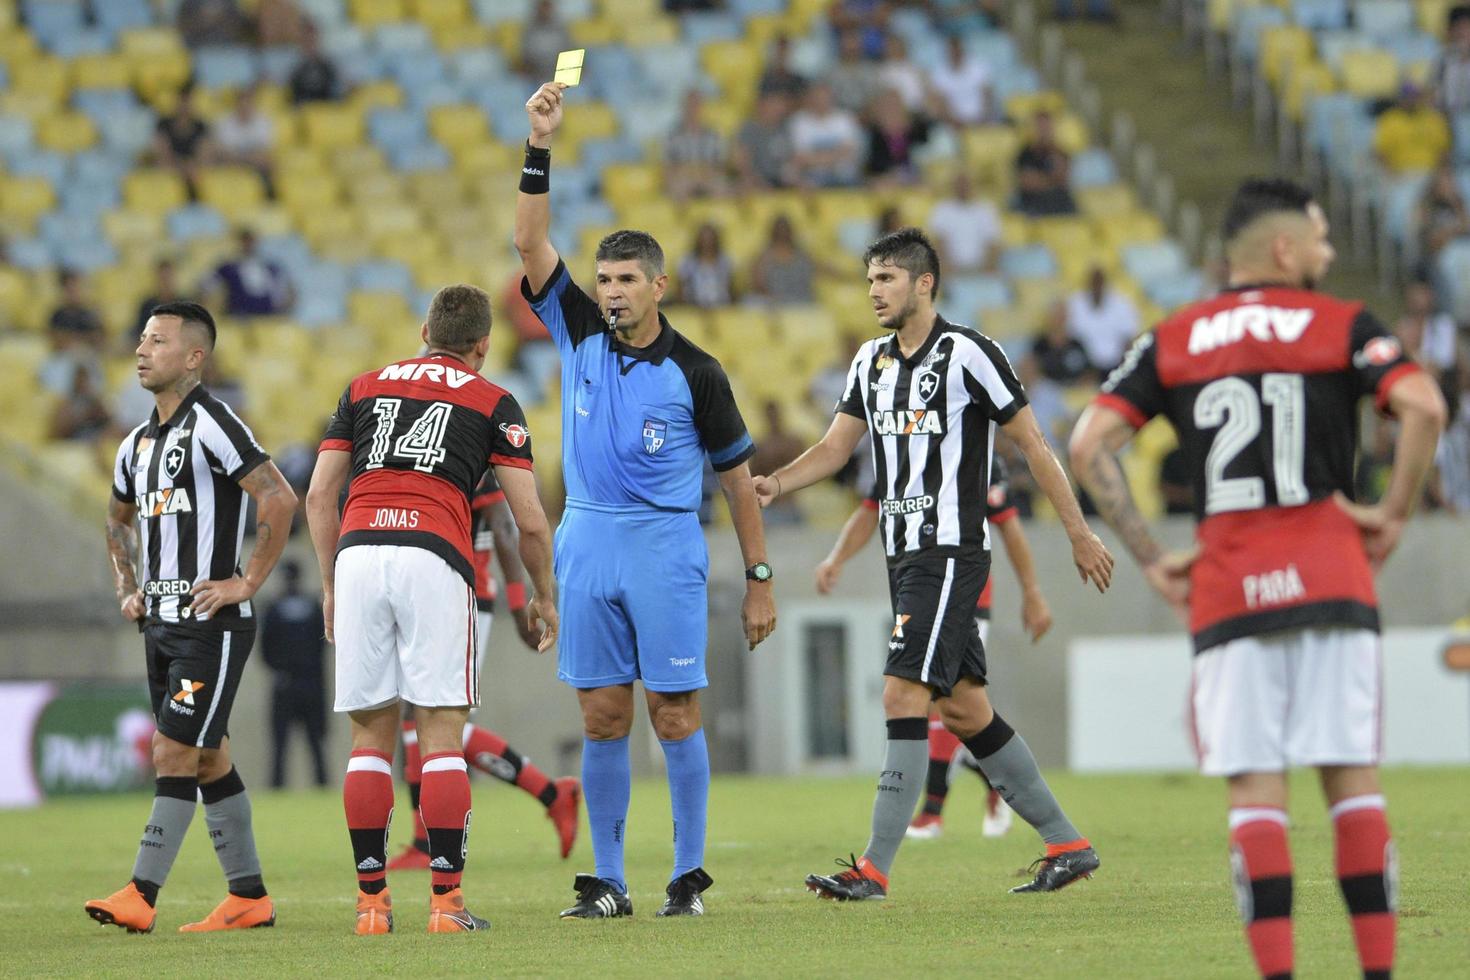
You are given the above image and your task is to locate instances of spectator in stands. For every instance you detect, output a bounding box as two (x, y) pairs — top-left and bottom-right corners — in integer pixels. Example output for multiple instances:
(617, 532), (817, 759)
(664, 90), (729, 202)
(928, 34), (995, 127)
(1432, 355), (1470, 510)
(748, 401), (806, 525)
(202, 229), (294, 317)
(829, 29), (882, 116)
(831, 0), (889, 59)
(789, 83), (864, 188)
(289, 23), (341, 105)
(1431, 5), (1470, 117)
(1394, 279), (1460, 379)
(665, 0), (724, 10)
(676, 224), (737, 308)
(928, 0), (1004, 34)
(1014, 110), (1077, 216)
(929, 172), (1001, 273)
(48, 361), (113, 442)
(749, 215), (817, 304)
(1373, 81), (1450, 177)
(49, 269), (106, 351)
(1416, 162), (1470, 278)
(1065, 265), (1139, 373)
(1029, 302), (1095, 385)
(734, 92), (797, 190)
(176, 0), (253, 48)
(877, 35), (929, 113)
(1159, 447), (1193, 515)
(876, 205), (904, 237)
(758, 35), (808, 101)
(864, 89), (931, 184)
(131, 258), (190, 343)
(214, 84), (277, 194)
(521, 0), (571, 83)
(151, 86), (215, 199)
(256, 0), (307, 47)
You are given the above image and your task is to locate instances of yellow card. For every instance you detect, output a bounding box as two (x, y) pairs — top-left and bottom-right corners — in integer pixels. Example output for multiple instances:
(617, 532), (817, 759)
(554, 48), (585, 87)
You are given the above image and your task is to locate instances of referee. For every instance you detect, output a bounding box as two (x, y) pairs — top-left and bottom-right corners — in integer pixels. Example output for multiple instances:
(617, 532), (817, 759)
(85, 302), (297, 934)
(515, 81), (777, 920)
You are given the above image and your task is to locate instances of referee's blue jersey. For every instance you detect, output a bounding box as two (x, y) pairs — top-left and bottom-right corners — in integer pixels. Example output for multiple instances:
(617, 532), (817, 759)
(523, 260), (754, 690)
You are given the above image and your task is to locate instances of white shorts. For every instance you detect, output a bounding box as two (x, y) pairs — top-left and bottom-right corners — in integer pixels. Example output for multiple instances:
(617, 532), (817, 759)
(1191, 627), (1381, 777)
(333, 545), (479, 712)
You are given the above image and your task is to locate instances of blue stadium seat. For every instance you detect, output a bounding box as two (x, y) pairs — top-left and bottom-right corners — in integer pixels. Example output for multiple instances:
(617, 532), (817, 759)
(351, 259), (415, 297)
(682, 12), (745, 45)
(295, 290), (348, 327)
(966, 32), (1020, 73)
(1231, 5), (1289, 62)
(1316, 30), (1379, 72)
(97, 108), (158, 158)
(943, 275), (1013, 321)
(450, 49), (506, 87)
(95, 0), (155, 32)
(260, 46), (304, 83)
(0, 117), (35, 159)
(614, 98), (681, 146)
(992, 65), (1042, 104)
(1145, 272), (1206, 310)
(369, 107), (428, 150)
(1305, 91), (1366, 154)
(6, 238), (54, 271)
(554, 0), (596, 21)
(73, 89), (141, 124)
(22, 0), (85, 47)
(576, 135), (645, 171)
(72, 149), (133, 186)
(1382, 33), (1443, 70)
(1291, 0), (1348, 31)
(387, 142), (451, 172)
(1436, 238), (1470, 321)
(1379, 173), (1430, 247)
(58, 239), (119, 275)
(194, 46), (261, 90)
(837, 217), (878, 257)
(296, 0), (347, 28)
(1354, 0), (1415, 39)
(638, 44), (701, 97)
(1454, 114), (1470, 165)
(166, 205), (229, 243)
(374, 22), (433, 55)
(472, 0), (532, 23)
(48, 29), (113, 59)
(39, 212), (102, 251)
(7, 150), (70, 186)
(999, 244), (1059, 279)
(258, 234), (314, 270)
(1072, 148), (1118, 187)
(1122, 241), (1188, 284)
(409, 81), (462, 111)
(389, 54), (448, 91)
(60, 179), (122, 217)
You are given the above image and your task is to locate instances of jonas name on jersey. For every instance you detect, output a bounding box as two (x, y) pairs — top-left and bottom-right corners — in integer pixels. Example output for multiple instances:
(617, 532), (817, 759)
(838, 315), (1027, 560)
(1096, 285), (1420, 650)
(319, 354), (533, 587)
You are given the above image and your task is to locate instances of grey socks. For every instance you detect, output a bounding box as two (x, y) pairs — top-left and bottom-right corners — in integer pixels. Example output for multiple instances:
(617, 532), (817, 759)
(131, 775), (198, 901)
(861, 717), (929, 876)
(963, 713), (1082, 846)
(201, 767), (267, 898)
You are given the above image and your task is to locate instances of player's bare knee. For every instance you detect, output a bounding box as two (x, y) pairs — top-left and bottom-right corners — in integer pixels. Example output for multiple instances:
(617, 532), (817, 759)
(152, 734), (200, 776)
(197, 747), (231, 783)
(647, 694), (701, 741)
(881, 677), (930, 719)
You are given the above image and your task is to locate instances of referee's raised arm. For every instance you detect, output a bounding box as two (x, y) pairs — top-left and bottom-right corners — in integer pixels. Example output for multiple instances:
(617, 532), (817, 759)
(514, 81), (566, 294)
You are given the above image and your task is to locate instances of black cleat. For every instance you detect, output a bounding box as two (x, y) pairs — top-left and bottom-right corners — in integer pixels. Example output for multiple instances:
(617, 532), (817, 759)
(804, 854), (888, 901)
(559, 873), (633, 919)
(657, 868), (713, 916)
(1010, 846), (1100, 893)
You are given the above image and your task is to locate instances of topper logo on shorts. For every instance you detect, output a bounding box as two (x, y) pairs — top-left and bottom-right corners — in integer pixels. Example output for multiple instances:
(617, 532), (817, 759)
(378, 362), (477, 388)
(137, 487), (193, 517)
(669, 657), (697, 667)
(173, 679), (205, 705)
(873, 410), (943, 436)
(499, 422), (529, 448)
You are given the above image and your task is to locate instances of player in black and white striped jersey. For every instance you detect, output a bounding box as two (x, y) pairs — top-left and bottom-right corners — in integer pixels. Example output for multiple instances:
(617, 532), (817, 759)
(86, 302), (297, 935)
(755, 229), (1114, 899)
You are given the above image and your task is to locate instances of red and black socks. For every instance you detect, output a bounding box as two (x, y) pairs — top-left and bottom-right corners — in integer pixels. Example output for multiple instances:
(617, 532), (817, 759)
(1332, 795), (1396, 980)
(344, 749), (394, 895)
(1228, 807), (1293, 980)
(419, 752), (472, 894)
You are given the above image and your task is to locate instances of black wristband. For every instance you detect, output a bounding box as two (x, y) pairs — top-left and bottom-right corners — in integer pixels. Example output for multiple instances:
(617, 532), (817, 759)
(520, 141), (550, 195)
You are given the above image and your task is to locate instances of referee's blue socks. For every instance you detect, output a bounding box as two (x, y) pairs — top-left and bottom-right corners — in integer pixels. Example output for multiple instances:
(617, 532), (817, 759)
(582, 735), (631, 894)
(659, 728), (709, 880)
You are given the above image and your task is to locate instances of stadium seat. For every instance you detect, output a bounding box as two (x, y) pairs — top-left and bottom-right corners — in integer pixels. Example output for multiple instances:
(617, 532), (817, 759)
(1355, 0), (1416, 39)
(999, 243), (1059, 280)
(1283, 60), (1337, 121)
(1291, 0), (1348, 30)
(0, 175), (57, 232)
(197, 168), (268, 221)
(123, 170), (190, 217)
(72, 54), (134, 90)
(350, 0), (408, 27)
(194, 45), (261, 90)
(1260, 25), (1315, 86)
(1337, 49), (1401, 99)
(36, 112), (98, 154)
(1122, 240), (1189, 284)
(6, 149), (68, 186)
(302, 103), (367, 150)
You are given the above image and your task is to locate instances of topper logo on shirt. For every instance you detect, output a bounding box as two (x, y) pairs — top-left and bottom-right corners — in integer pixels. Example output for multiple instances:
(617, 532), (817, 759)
(1187, 305), (1314, 355)
(378, 362), (476, 388)
(642, 419), (668, 455)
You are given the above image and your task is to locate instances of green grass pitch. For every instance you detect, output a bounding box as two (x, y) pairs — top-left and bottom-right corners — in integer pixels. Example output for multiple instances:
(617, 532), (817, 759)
(4, 768), (1466, 977)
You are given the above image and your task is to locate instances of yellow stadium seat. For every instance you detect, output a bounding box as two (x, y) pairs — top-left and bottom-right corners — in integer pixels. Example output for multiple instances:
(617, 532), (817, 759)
(1005, 90), (1067, 122)
(0, 89), (55, 123)
(349, 289), (412, 329)
(102, 210), (166, 250)
(1338, 50), (1400, 100)
(453, 140), (517, 179)
(602, 164), (660, 205)
(275, 145), (328, 177)
(1420, 0), (1451, 38)
(616, 15), (679, 45)
(1260, 25), (1314, 88)
(278, 171), (342, 216)
(349, 0), (407, 27)
(1283, 61), (1336, 122)
(407, 170), (468, 209)
(702, 40), (761, 98)
(132, 51), (193, 105)
(428, 104), (489, 150)
(344, 172), (405, 205)
(119, 27), (184, 57)
(1, 176), (56, 230)
(1097, 210), (1166, 251)
(1032, 216), (1096, 256)
(569, 19), (619, 45)
(197, 167), (267, 220)
(410, 0), (469, 27)
(71, 54), (133, 90)
(430, 20), (491, 50)
(123, 170), (189, 216)
(299, 208), (360, 244)
(36, 112), (97, 153)
(331, 144), (388, 178)
(559, 100), (618, 144)
(361, 203), (424, 240)
(350, 80), (406, 112)
(0, 265), (31, 327)
(11, 57), (68, 104)
(1076, 183), (1137, 219)
(0, 27), (39, 64)
(302, 103), (365, 151)
(961, 125), (1021, 191)
(998, 211), (1031, 246)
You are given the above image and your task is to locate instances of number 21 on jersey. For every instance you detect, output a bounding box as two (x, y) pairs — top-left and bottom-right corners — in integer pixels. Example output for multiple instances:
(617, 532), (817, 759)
(1194, 374), (1307, 515)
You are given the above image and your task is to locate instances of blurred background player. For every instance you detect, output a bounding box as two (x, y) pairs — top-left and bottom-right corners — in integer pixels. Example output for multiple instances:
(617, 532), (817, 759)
(388, 466), (580, 870)
(306, 285), (558, 935)
(87, 302), (297, 934)
(815, 456), (1053, 840)
(1071, 178), (1449, 980)
(515, 81), (777, 919)
(755, 229), (1113, 900)
(261, 559), (329, 789)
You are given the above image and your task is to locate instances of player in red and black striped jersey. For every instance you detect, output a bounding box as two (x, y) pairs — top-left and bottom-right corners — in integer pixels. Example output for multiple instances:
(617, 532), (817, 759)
(389, 468), (581, 870)
(1071, 179), (1448, 980)
(815, 458), (1053, 841)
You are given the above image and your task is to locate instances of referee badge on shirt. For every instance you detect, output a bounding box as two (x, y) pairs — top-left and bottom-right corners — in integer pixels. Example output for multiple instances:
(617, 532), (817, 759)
(915, 369), (940, 403)
(642, 419), (668, 455)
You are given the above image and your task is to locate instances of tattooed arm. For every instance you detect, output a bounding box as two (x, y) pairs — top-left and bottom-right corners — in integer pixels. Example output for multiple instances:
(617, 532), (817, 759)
(1069, 404), (1190, 621)
(105, 496), (145, 622)
(191, 461), (299, 617)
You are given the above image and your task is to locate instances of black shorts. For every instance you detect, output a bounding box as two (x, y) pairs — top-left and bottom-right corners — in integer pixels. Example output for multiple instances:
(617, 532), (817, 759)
(145, 623), (254, 749)
(885, 552), (990, 698)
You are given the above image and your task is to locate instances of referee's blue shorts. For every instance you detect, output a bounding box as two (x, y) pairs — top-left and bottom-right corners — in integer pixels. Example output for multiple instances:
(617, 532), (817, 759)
(554, 499), (709, 692)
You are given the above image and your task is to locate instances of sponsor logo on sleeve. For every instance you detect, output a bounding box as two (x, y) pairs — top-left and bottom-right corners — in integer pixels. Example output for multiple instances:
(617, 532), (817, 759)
(499, 423), (530, 448)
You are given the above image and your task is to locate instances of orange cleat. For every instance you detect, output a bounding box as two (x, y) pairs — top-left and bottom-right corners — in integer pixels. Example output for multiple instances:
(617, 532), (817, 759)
(355, 889), (394, 935)
(84, 882), (157, 934)
(427, 888), (489, 933)
(386, 843), (433, 871)
(546, 777), (581, 859)
(178, 894), (275, 932)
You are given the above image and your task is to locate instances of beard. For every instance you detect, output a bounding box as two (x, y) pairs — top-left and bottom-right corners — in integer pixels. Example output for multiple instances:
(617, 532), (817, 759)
(877, 293), (918, 329)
